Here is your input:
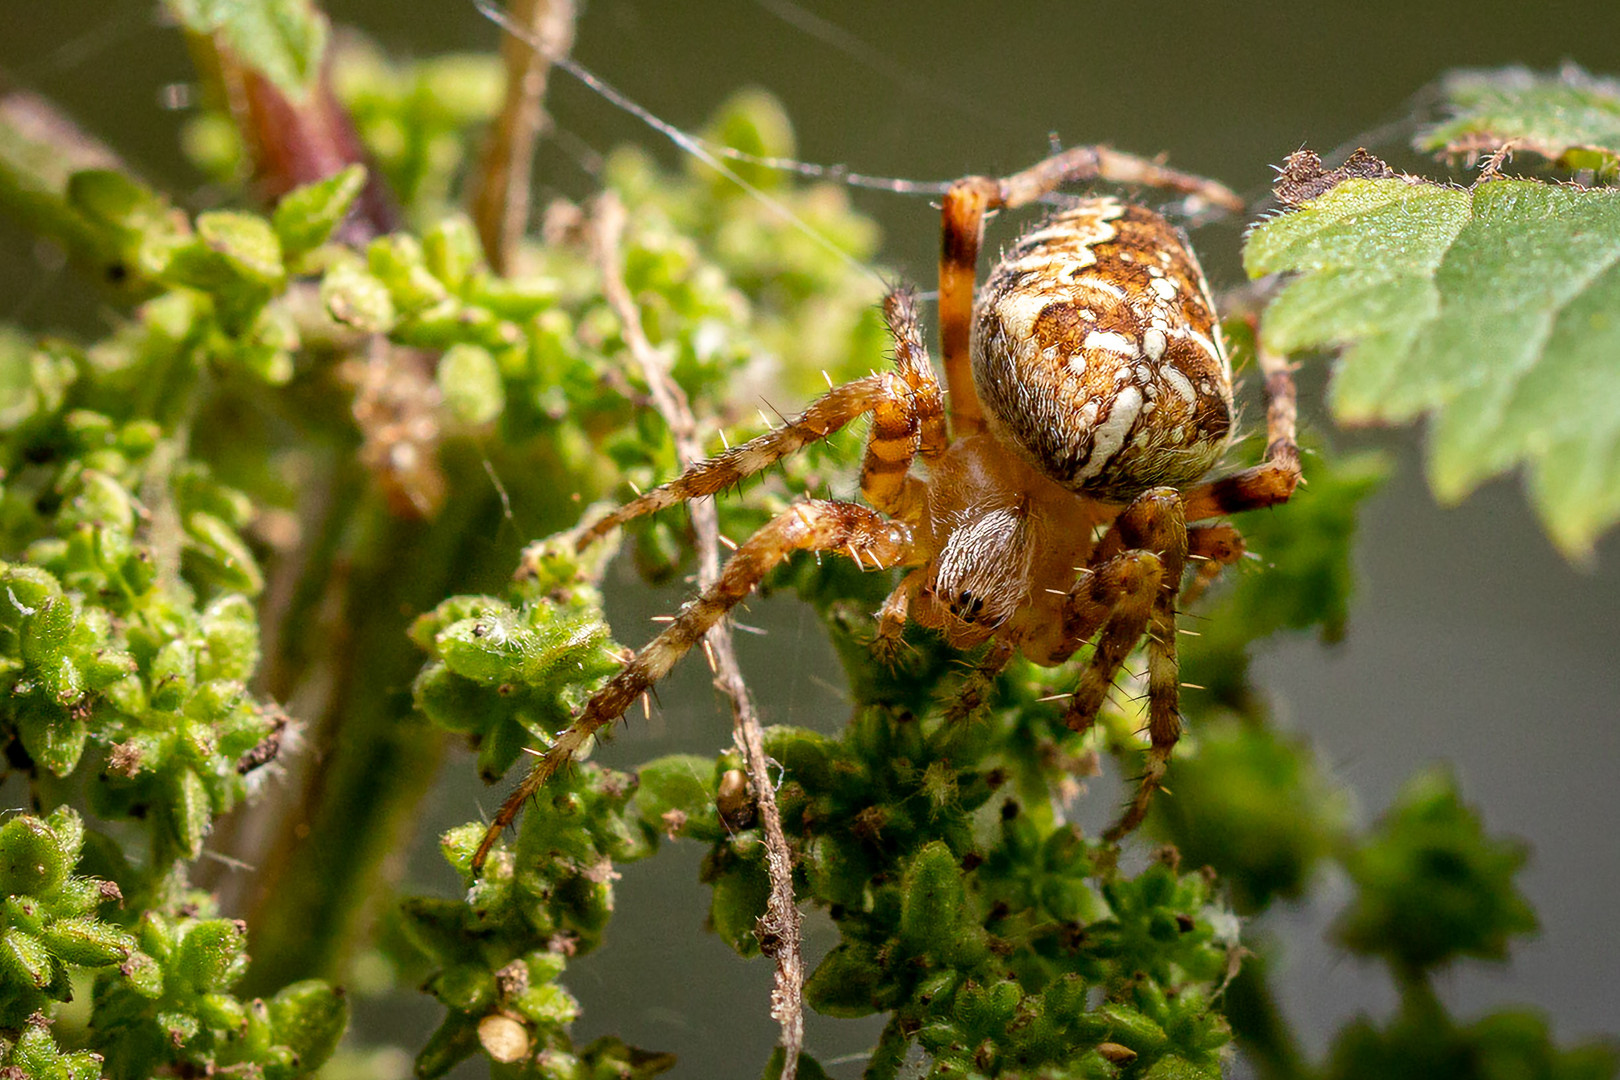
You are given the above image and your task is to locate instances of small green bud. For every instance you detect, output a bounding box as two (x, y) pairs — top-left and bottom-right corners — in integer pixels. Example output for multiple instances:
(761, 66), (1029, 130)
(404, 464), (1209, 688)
(321, 261), (397, 334)
(183, 510), (263, 594)
(0, 927), (53, 989)
(0, 816), (70, 895)
(42, 808), (83, 867)
(511, 984), (583, 1029)
(67, 169), (179, 238)
(67, 470), (135, 532)
(708, 853), (771, 957)
(196, 991), (248, 1033)
(432, 963), (495, 1011)
(168, 767), (213, 860)
(3, 564), (64, 618)
(21, 595), (75, 667)
(465, 273), (560, 320)
(437, 343), (505, 426)
(274, 165), (368, 259)
(195, 210), (286, 288)
(435, 612), (608, 687)
(631, 755), (721, 838)
(268, 978), (348, 1071)
(172, 918), (247, 992)
(698, 88), (796, 191)
(899, 841), (966, 958)
(802, 941), (881, 1018)
(40, 917), (135, 966)
(120, 949), (164, 997)
(368, 234), (447, 312)
(422, 216), (483, 292)
(1100, 1003), (1170, 1057)
(15, 697), (88, 777)
(150, 639), (195, 711)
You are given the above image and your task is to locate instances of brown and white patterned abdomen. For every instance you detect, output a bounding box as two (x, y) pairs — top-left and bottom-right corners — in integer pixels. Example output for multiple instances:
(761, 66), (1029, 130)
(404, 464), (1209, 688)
(971, 198), (1234, 502)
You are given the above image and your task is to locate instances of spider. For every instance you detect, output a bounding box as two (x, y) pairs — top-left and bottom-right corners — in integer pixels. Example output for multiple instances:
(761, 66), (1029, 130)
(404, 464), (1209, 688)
(473, 145), (1300, 870)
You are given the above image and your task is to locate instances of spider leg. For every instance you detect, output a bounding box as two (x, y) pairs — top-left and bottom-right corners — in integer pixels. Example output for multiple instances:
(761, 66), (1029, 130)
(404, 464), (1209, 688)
(1041, 489), (1189, 841)
(1180, 523), (1246, 610)
(1054, 552), (1166, 729)
(873, 568), (925, 666)
(1184, 342), (1300, 522)
(945, 637), (1016, 723)
(580, 289), (942, 546)
(473, 500), (917, 869)
(939, 147), (1244, 435)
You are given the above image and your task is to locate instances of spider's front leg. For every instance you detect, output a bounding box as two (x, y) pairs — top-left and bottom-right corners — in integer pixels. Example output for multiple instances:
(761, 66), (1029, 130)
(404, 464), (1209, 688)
(576, 288), (943, 547)
(1042, 488), (1189, 842)
(473, 500), (917, 870)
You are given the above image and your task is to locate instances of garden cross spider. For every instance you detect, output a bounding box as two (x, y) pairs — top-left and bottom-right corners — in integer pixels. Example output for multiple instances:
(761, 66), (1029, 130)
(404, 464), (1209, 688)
(473, 146), (1301, 870)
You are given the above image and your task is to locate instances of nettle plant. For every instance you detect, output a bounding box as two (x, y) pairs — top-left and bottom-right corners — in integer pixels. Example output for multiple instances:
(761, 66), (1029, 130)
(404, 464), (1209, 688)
(0, 3), (1617, 1078)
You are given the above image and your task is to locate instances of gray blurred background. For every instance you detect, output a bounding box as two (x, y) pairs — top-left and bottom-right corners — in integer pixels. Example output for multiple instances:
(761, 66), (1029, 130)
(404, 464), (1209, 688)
(3, 2), (1618, 1076)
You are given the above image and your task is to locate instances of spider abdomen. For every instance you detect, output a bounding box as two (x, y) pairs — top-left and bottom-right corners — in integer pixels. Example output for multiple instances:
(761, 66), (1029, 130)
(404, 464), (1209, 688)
(971, 198), (1234, 502)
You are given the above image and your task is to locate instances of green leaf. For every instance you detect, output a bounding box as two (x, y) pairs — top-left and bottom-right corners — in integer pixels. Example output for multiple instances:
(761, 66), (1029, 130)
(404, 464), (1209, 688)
(165, 0), (328, 100)
(1420, 67), (1620, 178)
(272, 164), (366, 259)
(1247, 163), (1620, 559)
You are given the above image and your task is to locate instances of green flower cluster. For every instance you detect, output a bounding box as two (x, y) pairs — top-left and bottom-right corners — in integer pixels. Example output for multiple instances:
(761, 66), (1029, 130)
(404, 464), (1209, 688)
(0, 316), (280, 866)
(0, 807), (345, 1079)
(400, 763), (666, 1079)
(411, 536), (622, 785)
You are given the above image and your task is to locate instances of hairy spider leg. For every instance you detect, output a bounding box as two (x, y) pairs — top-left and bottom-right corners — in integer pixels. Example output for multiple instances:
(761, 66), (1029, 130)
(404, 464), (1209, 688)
(1183, 343), (1300, 521)
(944, 638), (1017, 723)
(475, 500), (918, 869)
(1180, 523), (1247, 610)
(1051, 551), (1168, 729)
(937, 146), (1245, 435)
(577, 288), (943, 547)
(874, 567), (927, 663)
(1031, 488), (1189, 841)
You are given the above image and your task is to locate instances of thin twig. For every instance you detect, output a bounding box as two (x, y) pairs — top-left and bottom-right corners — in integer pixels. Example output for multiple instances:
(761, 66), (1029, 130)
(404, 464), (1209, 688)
(469, 0), (577, 273)
(591, 192), (803, 1080)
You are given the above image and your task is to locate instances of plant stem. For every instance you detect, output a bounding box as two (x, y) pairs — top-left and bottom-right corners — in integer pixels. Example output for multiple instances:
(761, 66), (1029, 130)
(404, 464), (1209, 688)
(591, 191), (804, 1079)
(468, 0), (577, 274)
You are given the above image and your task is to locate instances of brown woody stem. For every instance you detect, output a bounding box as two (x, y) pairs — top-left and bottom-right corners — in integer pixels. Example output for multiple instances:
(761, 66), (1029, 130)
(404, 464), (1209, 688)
(469, 0), (578, 273)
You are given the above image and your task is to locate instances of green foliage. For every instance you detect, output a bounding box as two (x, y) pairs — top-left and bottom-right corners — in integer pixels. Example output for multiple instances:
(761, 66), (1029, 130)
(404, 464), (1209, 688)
(165, 0), (329, 100)
(397, 764), (660, 1078)
(1246, 156), (1620, 559)
(1148, 720), (1352, 913)
(1421, 66), (1620, 179)
(0, 808), (130, 1028)
(1324, 987), (1619, 1080)
(1335, 769), (1538, 973)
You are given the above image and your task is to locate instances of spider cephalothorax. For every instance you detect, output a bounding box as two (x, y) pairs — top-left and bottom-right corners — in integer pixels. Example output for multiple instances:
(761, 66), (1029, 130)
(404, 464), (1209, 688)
(474, 146), (1300, 870)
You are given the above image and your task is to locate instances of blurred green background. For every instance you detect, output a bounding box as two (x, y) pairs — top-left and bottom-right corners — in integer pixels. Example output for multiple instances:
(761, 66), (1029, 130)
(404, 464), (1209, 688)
(3, 2), (1619, 1076)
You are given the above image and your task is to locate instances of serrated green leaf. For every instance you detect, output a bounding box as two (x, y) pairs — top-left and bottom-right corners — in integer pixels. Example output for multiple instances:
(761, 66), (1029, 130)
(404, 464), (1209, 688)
(273, 164), (366, 258)
(1247, 172), (1620, 559)
(165, 0), (328, 99)
(1421, 67), (1620, 177)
